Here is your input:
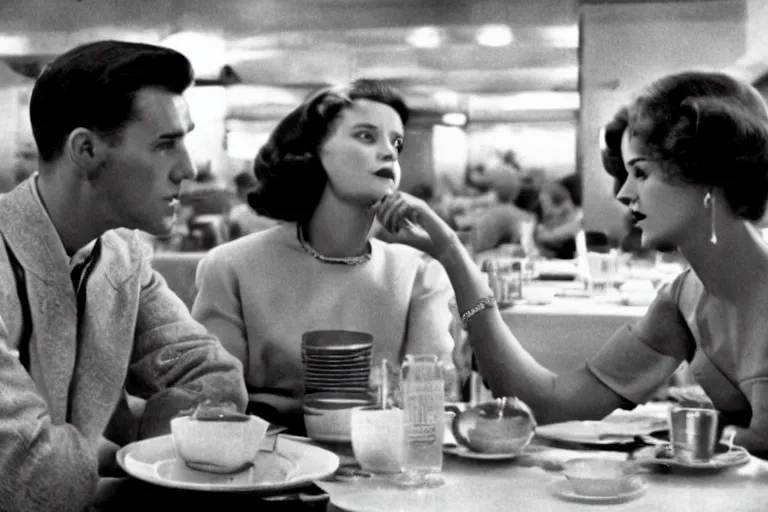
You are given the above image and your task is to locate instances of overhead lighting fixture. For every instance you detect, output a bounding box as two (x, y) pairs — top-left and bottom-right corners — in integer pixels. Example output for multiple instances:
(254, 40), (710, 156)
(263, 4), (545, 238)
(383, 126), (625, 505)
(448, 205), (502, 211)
(432, 89), (461, 109)
(475, 25), (513, 47)
(406, 27), (442, 49)
(539, 25), (579, 49)
(0, 35), (28, 55)
(161, 31), (226, 78)
(441, 112), (468, 127)
(470, 91), (580, 112)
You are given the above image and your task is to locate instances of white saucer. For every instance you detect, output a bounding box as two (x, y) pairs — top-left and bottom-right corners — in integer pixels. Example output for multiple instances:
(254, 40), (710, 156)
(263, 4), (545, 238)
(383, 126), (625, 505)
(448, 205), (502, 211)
(117, 434), (339, 493)
(548, 478), (648, 504)
(443, 444), (520, 460)
(633, 444), (751, 470)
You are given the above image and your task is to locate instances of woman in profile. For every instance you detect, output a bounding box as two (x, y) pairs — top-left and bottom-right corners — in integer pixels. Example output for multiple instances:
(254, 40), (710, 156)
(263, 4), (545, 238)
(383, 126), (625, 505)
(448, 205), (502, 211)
(192, 79), (454, 432)
(377, 71), (768, 456)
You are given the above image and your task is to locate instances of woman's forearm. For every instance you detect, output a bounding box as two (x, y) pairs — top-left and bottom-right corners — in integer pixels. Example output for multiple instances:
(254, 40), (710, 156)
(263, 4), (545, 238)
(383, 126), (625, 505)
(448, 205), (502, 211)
(435, 241), (560, 407)
(731, 426), (768, 457)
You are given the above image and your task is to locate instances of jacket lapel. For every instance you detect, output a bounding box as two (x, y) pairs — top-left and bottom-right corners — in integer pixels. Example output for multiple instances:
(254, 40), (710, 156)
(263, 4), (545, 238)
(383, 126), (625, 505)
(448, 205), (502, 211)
(0, 178), (79, 425)
(67, 233), (136, 441)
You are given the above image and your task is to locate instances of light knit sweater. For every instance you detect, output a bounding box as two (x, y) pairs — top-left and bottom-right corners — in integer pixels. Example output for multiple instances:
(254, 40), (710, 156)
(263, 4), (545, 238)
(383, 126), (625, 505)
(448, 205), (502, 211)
(192, 223), (455, 424)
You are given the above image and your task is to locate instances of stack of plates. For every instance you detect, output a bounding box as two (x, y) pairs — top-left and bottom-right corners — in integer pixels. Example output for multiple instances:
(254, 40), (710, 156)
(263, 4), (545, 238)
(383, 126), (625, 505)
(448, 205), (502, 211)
(301, 330), (373, 394)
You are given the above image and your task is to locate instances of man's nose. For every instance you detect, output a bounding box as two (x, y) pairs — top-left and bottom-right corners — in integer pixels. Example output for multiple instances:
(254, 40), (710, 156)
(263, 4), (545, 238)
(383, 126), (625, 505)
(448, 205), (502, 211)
(173, 149), (197, 182)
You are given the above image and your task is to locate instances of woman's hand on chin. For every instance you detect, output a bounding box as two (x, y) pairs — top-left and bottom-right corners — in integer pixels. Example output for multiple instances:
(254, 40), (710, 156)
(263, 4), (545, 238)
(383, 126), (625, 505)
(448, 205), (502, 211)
(375, 191), (458, 259)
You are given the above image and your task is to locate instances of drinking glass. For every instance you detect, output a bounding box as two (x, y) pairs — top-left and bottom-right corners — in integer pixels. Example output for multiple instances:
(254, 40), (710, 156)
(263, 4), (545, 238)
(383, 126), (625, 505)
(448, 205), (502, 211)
(668, 403), (718, 463)
(350, 406), (405, 474)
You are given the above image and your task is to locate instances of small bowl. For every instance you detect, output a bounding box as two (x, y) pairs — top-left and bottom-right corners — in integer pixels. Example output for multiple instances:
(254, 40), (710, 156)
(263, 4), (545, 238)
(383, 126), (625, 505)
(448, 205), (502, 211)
(563, 458), (641, 497)
(303, 392), (372, 442)
(170, 414), (269, 474)
(446, 398), (536, 455)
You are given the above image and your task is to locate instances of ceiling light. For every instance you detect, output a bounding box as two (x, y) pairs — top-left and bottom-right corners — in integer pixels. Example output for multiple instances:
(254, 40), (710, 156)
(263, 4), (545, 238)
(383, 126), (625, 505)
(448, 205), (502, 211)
(539, 25), (579, 49)
(442, 112), (468, 126)
(0, 35), (29, 54)
(161, 31), (226, 78)
(475, 25), (513, 47)
(406, 27), (442, 48)
(469, 91), (580, 112)
(432, 89), (461, 109)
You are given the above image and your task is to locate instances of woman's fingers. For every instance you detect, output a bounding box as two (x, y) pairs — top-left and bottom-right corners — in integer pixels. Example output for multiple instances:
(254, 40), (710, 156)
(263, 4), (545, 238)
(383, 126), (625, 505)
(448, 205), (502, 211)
(377, 193), (411, 233)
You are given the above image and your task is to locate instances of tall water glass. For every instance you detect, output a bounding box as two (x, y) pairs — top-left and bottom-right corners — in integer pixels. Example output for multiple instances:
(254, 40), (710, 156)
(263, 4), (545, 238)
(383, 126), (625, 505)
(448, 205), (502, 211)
(401, 354), (444, 474)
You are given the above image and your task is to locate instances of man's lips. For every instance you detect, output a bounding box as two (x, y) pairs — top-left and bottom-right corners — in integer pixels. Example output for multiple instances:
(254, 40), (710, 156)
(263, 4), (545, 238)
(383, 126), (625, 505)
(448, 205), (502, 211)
(631, 210), (646, 224)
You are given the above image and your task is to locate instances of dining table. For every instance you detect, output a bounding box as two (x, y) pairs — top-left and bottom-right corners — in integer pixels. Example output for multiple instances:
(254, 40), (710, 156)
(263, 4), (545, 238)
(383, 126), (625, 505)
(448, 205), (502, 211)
(315, 402), (768, 512)
(98, 398), (765, 512)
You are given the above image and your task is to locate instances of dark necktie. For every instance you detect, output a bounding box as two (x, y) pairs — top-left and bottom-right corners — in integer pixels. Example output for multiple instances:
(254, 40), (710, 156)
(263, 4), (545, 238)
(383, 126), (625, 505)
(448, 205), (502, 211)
(71, 238), (102, 299)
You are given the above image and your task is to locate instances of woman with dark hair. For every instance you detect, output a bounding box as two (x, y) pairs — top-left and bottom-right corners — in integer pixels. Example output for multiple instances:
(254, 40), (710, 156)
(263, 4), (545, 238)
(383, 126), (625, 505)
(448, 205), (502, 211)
(376, 71), (768, 456)
(192, 79), (454, 431)
(531, 179), (583, 259)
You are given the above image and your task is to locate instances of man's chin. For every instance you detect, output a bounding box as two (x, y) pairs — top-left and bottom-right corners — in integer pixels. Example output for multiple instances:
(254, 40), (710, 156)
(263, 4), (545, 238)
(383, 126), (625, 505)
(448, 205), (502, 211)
(145, 217), (176, 237)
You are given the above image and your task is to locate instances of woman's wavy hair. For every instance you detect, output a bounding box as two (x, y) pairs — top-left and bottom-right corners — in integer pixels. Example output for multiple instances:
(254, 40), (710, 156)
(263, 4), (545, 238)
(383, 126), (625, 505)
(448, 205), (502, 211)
(605, 71), (768, 221)
(600, 106), (629, 196)
(248, 79), (409, 223)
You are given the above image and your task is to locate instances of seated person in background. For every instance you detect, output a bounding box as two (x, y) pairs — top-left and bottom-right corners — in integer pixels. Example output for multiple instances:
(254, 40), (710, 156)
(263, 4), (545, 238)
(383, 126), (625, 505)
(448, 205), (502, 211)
(469, 202), (535, 254)
(228, 170), (278, 239)
(377, 71), (768, 458)
(532, 180), (583, 259)
(192, 79), (454, 433)
(0, 40), (247, 512)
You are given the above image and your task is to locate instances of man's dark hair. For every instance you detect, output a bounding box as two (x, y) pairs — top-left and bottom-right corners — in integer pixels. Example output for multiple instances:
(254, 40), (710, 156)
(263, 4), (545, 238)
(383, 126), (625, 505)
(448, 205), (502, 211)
(30, 40), (194, 162)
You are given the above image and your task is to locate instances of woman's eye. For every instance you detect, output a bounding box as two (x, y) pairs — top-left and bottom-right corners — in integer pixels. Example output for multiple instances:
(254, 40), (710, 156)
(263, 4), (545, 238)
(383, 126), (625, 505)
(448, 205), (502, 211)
(393, 138), (404, 153)
(355, 131), (375, 143)
(631, 167), (647, 180)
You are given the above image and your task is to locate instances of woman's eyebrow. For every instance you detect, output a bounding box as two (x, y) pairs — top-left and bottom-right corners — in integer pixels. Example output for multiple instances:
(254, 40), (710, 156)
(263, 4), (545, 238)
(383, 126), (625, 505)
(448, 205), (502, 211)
(626, 157), (649, 167)
(351, 122), (378, 131)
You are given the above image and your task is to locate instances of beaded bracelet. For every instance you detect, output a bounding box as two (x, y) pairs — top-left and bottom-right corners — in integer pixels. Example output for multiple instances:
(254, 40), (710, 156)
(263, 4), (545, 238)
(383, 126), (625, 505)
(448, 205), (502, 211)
(459, 295), (496, 329)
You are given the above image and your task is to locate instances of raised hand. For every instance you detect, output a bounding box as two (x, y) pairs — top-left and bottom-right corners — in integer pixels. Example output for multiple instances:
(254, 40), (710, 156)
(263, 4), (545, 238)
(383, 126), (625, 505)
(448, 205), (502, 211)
(375, 192), (458, 260)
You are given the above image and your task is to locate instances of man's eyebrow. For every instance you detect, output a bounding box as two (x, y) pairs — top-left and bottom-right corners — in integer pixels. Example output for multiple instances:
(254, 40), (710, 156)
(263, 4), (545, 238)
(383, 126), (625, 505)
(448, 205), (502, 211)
(158, 123), (195, 140)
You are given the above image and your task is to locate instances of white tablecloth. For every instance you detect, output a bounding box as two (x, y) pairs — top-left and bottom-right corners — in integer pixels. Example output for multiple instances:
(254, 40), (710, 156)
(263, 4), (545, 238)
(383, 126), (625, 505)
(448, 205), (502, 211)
(316, 411), (768, 512)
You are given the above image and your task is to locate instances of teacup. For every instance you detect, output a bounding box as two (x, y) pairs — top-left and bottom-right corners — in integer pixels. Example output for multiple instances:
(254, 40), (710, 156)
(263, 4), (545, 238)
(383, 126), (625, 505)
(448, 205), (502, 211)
(170, 413), (269, 474)
(668, 404), (718, 463)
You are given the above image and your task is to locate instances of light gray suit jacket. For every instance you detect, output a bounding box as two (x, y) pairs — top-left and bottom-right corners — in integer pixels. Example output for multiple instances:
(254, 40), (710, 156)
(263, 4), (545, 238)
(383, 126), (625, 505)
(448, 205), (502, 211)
(0, 178), (247, 512)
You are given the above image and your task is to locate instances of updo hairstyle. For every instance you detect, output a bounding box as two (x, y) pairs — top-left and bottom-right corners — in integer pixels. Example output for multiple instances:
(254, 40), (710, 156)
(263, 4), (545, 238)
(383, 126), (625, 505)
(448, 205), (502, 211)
(609, 71), (768, 221)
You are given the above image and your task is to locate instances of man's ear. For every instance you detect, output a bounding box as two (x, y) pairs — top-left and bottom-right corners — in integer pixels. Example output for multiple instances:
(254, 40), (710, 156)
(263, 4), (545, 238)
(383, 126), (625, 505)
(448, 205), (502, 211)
(65, 128), (107, 179)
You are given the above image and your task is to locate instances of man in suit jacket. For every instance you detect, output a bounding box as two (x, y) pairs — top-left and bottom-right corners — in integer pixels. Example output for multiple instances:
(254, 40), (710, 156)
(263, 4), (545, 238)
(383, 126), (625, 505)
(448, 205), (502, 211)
(0, 40), (247, 511)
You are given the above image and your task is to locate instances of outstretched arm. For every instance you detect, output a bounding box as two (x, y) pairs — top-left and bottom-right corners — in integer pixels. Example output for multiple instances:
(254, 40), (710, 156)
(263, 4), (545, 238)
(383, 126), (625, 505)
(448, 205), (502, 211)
(376, 192), (630, 424)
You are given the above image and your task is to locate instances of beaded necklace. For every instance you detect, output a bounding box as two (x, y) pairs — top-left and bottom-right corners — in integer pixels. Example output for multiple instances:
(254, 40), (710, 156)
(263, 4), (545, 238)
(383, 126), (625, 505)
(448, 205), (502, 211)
(296, 224), (371, 266)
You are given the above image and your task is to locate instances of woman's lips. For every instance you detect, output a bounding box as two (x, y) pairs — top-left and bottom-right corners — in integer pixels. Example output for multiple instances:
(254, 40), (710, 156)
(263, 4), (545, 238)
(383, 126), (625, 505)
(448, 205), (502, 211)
(631, 210), (646, 225)
(374, 168), (395, 180)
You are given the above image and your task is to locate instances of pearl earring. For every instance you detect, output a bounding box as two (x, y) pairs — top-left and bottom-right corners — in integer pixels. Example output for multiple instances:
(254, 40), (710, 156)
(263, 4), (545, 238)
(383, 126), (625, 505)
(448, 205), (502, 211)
(703, 191), (717, 245)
